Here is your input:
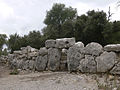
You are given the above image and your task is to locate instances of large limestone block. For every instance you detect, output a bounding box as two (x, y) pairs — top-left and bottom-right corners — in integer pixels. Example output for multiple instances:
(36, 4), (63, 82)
(78, 55), (97, 73)
(84, 42), (103, 56)
(74, 42), (84, 48)
(48, 48), (61, 71)
(67, 42), (84, 71)
(35, 55), (48, 71)
(74, 42), (85, 53)
(29, 60), (35, 70)
(96, 52), (116, 72)
(13, 51), (22, 55)
(110, 62), (120, 75)
(104, 44), (120, 52)
(55, 38), (75, 48)
(21, 46), (38, 54)
(45, 39), (56, 48)
(39, 47), (48, 56)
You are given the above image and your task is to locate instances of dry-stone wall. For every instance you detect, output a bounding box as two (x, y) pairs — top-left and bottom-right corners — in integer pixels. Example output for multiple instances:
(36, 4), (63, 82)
(2, 38), (120, 74)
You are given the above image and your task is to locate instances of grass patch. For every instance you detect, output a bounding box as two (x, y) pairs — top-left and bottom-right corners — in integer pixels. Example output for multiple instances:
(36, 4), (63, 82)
(9, 69), (19, 75)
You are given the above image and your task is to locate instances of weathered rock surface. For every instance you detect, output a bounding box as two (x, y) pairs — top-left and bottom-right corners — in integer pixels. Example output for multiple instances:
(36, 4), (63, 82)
(29, 60), (35, 70)
(45, 39), (56, 48)
(61, 49), (67, 55)
(7, 46), (39, 70)
(0, 55), (9, 64)
(17, 60), (24, 69)
(2, 38), (120, 74)
(27, 52), (38, 59)
(78, 55), (97, 73)
(21, 46), (38, 54)
(61, 49), (67, 61)
(22, 60), (30, 70)
(74, 42), (84, 48)
(104, 44), (120, 52)
(39, 47), (48, 56)
(13, 51), (22, 55)
(84, 42), (103, 56)
(67, 42), (84, 71)
(110, 62), (120, 74)
(96, 52), (116, 72)
(10, 59), (18, 69)
(60, 61), (67, 71)
(35, 55), (48, 71)
(55, 38), (75, 48)
(60, 49), (68, 71)
(48, 48), (61, 71)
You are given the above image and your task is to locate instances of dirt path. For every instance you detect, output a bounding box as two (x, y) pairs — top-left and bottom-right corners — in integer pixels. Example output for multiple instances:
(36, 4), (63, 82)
(0, 63), (119, 90)
(0, 63), (10, 78)
(0, 71), (98, 90)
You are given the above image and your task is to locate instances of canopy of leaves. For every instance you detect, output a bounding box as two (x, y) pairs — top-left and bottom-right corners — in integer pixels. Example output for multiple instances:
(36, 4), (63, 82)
(0, 34), (7, 50)
(8, 31), (45, 53)
(43, 3), (77, 38)
(44, 3), (77, 26)
(0, 34), (7, 56)
(8, 33), (22, 53)
(75, 10), (108, 45)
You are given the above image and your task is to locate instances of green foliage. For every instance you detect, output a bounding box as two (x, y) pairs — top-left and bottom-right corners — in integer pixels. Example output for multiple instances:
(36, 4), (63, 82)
(8, 31), (45, 53)
(23, 30), (44, 49)
(61, 20), (75, 38)
(8, 33), (22, 53)
(44, 3), (77, 26)
(1, 48), (8, 56)
(108, 21), (120, 44)
(41, 4), (120, 46)
(43, 3), (77, 39)
(0, 34), (7, 56)
(42, 25), (59, 39)
(75, 10), (108, 45)
(74, 15), (88, 41)
(0, 34), (7, 50)
(9, 69), (19, 75)
(102, 22), (113, 44)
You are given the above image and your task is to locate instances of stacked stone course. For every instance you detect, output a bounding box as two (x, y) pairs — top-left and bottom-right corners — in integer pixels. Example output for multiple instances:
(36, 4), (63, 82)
(1, 38), (120, 74)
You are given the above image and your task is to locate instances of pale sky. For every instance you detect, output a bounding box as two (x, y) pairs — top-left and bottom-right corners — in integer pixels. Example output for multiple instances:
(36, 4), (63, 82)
(0, 0), (119, 36)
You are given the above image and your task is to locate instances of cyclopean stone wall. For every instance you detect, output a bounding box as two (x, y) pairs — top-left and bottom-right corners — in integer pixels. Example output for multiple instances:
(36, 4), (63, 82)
(2, 38), (120, 75)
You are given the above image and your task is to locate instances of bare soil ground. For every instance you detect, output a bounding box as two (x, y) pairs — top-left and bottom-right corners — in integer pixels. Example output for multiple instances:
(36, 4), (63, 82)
(0, 63), (10, 78)
(0, 64), (98, 90)
(0, 71), (98, 90)
(0, 64), (119, 90)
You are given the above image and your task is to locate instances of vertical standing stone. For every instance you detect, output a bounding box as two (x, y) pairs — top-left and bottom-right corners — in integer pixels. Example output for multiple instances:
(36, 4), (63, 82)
(67, 42), (84, 72)
(35, 47), (48, 71)
(35, 55), (48, 71)
(45, 39), (56, 48)
(96, 51), (116, 72)
(78, 55), (97, 73)
(48, 48), (61, 71)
